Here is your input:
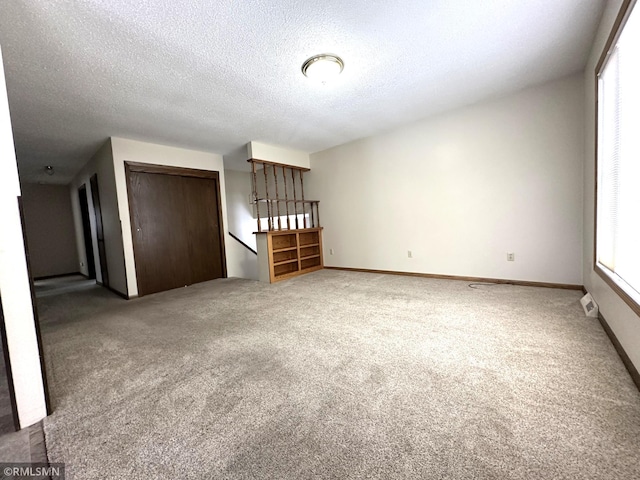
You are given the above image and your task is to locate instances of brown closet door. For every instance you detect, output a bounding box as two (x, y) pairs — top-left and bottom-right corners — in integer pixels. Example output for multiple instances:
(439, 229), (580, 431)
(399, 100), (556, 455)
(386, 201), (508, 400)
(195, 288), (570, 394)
(127, 166), (225, 297)
(129, 172), (191, 295)
(183, 176), (224, 285)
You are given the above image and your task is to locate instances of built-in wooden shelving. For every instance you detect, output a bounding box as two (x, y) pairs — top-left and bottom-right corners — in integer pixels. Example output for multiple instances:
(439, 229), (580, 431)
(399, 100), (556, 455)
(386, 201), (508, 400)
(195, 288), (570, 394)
(250, 158), (324, 283)
(256, 227), (323, 283)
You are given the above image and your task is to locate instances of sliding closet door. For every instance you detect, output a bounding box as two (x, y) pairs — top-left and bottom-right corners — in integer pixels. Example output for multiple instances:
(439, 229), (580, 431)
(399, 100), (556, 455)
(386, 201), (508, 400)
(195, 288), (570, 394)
(126, 163), (226, 297)
(183, 176), (224, 285)
(128, 171), (191, 295)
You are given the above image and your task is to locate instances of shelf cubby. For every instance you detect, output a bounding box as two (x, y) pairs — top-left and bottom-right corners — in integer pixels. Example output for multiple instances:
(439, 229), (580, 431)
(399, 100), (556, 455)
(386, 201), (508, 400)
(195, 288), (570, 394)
(273, 249), (298, 264)
(256, 227), (323, 283)
(271, 233), (297, 250)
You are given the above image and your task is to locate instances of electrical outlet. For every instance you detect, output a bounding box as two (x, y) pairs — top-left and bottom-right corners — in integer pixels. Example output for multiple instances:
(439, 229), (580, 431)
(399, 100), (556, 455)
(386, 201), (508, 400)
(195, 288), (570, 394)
(507, 253), (515, 262)
(329, 248), (334, 255)
(408, 250), (413, 258)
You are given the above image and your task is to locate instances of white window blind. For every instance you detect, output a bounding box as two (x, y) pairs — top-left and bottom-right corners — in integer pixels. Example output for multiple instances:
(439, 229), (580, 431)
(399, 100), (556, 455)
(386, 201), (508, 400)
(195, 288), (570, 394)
(597, 1), (640, 301)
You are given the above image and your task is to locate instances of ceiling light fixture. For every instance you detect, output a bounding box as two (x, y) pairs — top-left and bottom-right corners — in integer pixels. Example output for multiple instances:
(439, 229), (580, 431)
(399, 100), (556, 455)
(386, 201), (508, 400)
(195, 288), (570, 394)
(301, 54), (344, 83)
(45, 165), (55, 176)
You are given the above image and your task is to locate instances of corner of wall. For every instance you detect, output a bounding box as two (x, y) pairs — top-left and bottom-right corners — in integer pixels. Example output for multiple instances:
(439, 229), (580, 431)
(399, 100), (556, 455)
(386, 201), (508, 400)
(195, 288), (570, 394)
(249, 141), (311, 169)
(110, 139), (229, 297)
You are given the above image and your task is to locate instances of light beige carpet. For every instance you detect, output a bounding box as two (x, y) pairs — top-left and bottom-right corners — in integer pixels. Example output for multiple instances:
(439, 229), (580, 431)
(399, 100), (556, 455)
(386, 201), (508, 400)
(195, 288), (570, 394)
(38, 270), (640, 479)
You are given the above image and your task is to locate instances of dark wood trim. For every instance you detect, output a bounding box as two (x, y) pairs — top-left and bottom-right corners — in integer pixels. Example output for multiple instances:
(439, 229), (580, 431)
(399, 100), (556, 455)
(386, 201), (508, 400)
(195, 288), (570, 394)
(0, 300), (20, 432)
(229, 232), (257, 255)
(595, 0), (634, 74)
(283, 165), (290, 230)
(254, 227), (323, 235)
(248, 158), (310, 172)
(580, 286), (637, 390)
(107, 285), (129, 300)
(124, 162), (228, 297)
(325, 266), (584, 290)
(90, 174), (109, 287)
(252, 161), (261, 233)
(214, 176), (228, 279)
(597, 311), (640, 392)
(97, 281), (129, 300)
(291, 168), (298, 229)
(593, 67), (598, 276)
(113, 188), (129, 297)
(273, 165), (281, 230)
(17, 197), (52, 416)
(125, 161), (222, 179)
(263, 161), (272, 231)
(125, 164), (145, 297)
(593, 0), (640, 317)
(28, 421), (48, 464)
(594, 265), (640, 317)
(33, 272), (84, 281)
(78, 184), (96, 280)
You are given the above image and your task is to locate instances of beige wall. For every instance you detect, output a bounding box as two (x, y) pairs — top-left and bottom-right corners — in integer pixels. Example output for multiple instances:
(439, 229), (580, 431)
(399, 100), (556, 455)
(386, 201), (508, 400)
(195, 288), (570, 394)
(222, 144), (314, 281)
(70, 137), (255, 295)
(307, 74), (585, 285)
(583, 0), (640, 372)
(21, 183), (78, 278)
(110, 137), (234, 297)
(224, 170), (256, 250)
(69, 139), (126, 294)
(224, 169), (258, 280)
(249, 141), (310, 169)
(226, 235), (259, 281)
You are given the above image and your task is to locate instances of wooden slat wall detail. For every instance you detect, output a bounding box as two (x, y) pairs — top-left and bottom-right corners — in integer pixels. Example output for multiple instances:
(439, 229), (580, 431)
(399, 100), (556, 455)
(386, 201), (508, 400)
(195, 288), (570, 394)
(291, 167), (299, 230)
(299, 170), (306, 229)
(273, 165), (281, 230)
(282, 166), (290, 230)
(249, 159), (320, 233)
(252, 161), (261, 232)
(262, 164), (272, 231)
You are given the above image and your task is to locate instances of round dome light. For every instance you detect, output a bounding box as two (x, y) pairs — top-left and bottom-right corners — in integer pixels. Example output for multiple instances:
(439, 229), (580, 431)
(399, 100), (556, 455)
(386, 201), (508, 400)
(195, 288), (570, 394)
(301, 54), (344, 82)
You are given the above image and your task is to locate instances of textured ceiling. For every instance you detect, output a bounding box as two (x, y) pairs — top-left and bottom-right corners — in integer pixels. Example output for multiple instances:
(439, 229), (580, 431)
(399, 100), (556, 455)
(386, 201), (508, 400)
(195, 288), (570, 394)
(0, 0), (605, 183)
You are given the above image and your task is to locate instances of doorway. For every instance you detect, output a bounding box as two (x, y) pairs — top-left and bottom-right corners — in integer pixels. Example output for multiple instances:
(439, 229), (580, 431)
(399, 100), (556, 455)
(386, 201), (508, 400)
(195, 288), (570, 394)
(89, 174), (109, 287)
(78, 185), (96, 279)
(125, 163), (226, 297)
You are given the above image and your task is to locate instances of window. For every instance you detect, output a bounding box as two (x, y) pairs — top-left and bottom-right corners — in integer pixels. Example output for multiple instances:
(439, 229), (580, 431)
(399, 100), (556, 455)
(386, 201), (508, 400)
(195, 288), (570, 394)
(595, 0), (640, 313)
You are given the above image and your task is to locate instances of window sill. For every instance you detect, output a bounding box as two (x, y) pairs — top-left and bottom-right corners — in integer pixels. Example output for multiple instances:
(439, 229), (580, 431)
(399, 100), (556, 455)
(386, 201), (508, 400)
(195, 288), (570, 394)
(595, 264), (640, 317)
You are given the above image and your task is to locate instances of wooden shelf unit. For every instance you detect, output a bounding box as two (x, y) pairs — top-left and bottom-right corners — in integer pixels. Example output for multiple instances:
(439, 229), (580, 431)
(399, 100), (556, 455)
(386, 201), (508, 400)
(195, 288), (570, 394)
(256, 227), (323, 283)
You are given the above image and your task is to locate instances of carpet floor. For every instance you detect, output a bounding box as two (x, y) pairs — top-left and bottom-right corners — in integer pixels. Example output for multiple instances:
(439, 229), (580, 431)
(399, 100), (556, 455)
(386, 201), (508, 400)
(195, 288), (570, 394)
(39, 270), (640, 479)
